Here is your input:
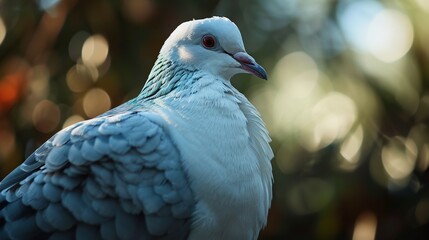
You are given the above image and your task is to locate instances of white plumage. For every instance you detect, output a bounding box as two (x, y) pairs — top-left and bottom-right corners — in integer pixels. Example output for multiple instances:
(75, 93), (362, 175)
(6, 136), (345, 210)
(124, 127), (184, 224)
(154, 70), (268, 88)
(150, 16), (273, 239)
(0, 16), (273, 240)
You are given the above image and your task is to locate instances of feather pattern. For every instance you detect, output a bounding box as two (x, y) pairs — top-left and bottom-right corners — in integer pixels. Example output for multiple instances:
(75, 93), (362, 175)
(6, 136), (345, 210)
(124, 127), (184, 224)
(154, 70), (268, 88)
(0, 111), (195, 239)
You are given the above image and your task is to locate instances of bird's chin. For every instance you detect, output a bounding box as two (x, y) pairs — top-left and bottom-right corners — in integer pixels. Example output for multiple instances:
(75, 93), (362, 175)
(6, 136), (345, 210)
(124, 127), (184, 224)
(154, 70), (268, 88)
(217, 67), (240, 81)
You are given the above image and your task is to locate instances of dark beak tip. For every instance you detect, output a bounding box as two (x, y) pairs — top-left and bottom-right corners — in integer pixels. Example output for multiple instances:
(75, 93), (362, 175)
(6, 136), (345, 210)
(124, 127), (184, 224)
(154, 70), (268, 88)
(249, 63), (268, 80)
(260, 67), (268, 80)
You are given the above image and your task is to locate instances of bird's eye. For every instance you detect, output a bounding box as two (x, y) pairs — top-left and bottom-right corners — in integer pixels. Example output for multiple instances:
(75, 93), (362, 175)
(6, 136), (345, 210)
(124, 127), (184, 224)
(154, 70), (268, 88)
(201, 35), (216, 49)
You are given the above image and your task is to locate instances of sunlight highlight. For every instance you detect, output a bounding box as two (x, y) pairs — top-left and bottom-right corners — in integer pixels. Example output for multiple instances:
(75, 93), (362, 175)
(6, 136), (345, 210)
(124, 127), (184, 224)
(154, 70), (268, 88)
(0, 17), (6, 46)
(337, 0), (383, 51)
(82, 35), (109, 67)
(270, 52), (321, 136)
(382, 137), (417, 180)
(66, 64), (98, 93)
(353, 212), (377, 240)
(415, 0), (429, 12)
(366, 10), (414, 62)
(340, 125), (364, 170)
(83, 88), (111, 118)
(299, 92), (357, 151)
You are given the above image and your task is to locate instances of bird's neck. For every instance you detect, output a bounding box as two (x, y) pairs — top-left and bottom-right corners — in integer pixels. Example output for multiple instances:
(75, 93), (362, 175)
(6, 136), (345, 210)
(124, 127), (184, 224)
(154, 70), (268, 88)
(137, 56), (200, 101)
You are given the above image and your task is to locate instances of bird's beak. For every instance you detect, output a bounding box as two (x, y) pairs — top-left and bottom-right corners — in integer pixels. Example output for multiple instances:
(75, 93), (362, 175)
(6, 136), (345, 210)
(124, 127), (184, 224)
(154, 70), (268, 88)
(232, 52), (268, 80)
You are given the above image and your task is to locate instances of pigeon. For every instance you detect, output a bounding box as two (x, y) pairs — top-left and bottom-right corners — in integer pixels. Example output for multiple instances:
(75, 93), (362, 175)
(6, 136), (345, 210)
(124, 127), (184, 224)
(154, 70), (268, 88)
(0, 16), (273, 240)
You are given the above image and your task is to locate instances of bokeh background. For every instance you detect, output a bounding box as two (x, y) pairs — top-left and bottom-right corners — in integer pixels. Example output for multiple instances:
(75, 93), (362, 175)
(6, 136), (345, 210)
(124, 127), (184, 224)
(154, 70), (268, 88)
(1, 0), (429, 239)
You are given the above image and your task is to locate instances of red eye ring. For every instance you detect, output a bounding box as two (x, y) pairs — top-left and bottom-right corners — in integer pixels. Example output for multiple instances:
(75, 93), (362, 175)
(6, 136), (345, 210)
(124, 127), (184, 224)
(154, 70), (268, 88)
(202, 35), (216, 49)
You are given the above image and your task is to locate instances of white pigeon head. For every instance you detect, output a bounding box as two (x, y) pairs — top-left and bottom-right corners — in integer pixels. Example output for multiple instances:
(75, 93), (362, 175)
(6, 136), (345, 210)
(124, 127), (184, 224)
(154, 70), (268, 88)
(160, 16), (267, 80)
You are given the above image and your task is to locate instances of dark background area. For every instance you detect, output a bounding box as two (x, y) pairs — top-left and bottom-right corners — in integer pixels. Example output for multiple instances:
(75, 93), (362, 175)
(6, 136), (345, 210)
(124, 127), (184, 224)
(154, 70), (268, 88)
(1, 0), (429, 239)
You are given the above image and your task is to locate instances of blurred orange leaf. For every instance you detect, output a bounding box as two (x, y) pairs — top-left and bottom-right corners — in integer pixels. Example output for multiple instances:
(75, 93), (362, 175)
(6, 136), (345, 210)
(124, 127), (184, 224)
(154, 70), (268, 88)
(0, 73), (25, 113)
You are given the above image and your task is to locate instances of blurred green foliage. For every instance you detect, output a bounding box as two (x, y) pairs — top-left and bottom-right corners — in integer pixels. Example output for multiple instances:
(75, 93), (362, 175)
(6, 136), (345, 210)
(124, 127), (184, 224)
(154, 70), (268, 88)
(1, 0), (429, 239)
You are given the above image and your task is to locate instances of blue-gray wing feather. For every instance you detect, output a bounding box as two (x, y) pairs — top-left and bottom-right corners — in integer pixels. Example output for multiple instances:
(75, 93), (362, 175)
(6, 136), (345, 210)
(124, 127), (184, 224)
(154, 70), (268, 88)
(0, 110), (195, 240)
